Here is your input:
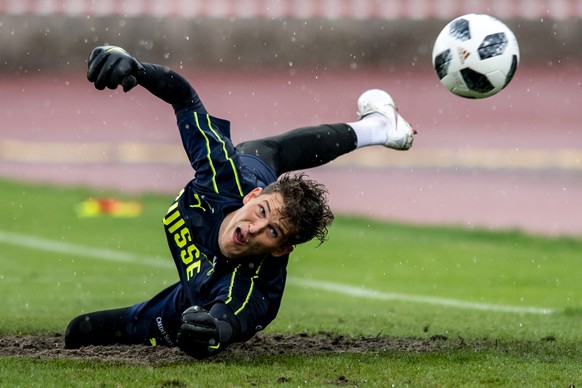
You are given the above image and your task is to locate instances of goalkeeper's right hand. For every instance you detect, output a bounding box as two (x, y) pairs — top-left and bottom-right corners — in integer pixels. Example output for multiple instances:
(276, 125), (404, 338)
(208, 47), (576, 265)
(87, 46), (145, 92)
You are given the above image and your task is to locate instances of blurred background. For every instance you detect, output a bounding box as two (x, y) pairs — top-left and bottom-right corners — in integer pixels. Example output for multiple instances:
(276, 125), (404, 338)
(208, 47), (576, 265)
(1, 0), (581, 236)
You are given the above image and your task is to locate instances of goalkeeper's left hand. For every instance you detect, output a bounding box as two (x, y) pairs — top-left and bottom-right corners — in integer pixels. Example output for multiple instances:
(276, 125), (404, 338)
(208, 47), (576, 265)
(87, 45), (145, 92)
(176, 306), (223, 359)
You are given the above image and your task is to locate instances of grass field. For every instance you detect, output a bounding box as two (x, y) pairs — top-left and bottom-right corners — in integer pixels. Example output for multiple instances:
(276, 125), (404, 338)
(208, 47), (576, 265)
(1, 178), (581, 386)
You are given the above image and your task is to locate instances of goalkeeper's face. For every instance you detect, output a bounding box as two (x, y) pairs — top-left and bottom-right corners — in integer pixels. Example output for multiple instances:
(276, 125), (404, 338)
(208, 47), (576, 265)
(218, 187), (295, 260)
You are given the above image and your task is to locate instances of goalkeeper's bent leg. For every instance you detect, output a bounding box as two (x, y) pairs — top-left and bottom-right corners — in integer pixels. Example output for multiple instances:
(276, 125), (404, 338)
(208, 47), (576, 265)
(237, 123), (357, 176)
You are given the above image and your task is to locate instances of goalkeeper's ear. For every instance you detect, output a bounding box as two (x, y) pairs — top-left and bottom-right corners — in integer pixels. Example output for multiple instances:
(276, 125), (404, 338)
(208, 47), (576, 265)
(271, 244), (294, 257)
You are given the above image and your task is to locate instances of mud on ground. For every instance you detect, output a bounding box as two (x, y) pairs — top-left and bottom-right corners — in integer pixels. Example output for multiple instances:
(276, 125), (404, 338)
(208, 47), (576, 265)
(0, 332), (470, 365)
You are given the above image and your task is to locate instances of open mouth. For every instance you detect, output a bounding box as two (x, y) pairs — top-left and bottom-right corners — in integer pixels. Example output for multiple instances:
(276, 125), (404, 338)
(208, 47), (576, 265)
(234, 227), (246, 245)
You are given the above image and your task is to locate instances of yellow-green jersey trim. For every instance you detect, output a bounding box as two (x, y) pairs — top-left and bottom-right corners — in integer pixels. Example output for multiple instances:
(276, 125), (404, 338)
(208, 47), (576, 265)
(192, 112), (244, 196)
(194, 112), (219, 193)
(204, 114), (244, 197)
(208, 342), (221, 350)
(224, 264), (240, 305)
(231, 259), (265, 316)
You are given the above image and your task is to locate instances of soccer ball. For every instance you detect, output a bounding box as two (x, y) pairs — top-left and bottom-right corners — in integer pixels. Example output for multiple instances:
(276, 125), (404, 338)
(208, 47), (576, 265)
(432, 13), (519, 99)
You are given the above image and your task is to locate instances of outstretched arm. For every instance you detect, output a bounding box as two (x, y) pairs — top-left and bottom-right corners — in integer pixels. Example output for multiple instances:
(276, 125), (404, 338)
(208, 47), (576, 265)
(138, 63), (206, 113)
(175, 256), (287, 359)
(87, 46), (206, 113)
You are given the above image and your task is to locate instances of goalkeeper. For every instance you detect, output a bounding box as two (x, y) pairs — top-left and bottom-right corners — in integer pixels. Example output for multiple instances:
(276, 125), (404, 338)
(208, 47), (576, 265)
(64, 46), (415, 359)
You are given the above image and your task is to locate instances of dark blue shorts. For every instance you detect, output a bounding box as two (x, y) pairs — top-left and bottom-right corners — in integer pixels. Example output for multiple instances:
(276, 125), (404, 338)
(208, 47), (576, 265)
(238, 153), (278, 189)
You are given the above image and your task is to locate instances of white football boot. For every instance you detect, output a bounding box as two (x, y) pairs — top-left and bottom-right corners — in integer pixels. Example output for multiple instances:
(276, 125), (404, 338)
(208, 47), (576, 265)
(357, 89), (415, 150)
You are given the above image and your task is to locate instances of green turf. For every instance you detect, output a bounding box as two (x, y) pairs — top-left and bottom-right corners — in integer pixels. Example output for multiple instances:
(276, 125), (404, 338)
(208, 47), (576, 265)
(1, 178), (581, 386)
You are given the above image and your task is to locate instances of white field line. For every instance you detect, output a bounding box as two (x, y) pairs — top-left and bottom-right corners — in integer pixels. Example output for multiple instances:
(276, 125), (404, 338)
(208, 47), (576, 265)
(0, 229), (167, 269)
(0, 230), (557, 315)
(286, 278), (556, 315)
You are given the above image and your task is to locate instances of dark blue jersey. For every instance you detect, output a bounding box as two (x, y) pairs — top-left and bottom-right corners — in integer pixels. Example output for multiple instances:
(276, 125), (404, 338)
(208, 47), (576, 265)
(126, 111), (285, 348)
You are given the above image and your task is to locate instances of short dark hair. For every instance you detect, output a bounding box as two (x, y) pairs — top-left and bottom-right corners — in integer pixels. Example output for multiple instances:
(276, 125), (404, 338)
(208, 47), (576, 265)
(262, 172), (334, 246)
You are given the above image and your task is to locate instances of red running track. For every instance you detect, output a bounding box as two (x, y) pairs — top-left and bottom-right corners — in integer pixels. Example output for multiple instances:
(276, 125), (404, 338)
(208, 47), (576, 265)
(1, 64), (581, 237)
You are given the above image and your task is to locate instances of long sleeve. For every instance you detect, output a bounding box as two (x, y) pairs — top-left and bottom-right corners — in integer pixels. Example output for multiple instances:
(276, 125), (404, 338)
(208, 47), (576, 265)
(137, 62), (206, 113)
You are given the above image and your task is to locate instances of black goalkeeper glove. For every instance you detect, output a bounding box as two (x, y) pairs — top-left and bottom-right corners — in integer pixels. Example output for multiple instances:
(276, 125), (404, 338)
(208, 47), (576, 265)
(176, 306), (225, 359)
(87, 46), (145, 92)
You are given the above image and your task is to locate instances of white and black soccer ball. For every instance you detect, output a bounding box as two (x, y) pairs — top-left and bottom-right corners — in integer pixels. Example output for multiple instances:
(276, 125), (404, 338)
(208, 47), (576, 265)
(432, 13), (519, 99)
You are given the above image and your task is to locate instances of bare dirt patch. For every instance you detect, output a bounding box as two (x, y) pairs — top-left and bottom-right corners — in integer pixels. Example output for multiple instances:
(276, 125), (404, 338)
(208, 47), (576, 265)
(0, 332), (463, 365)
